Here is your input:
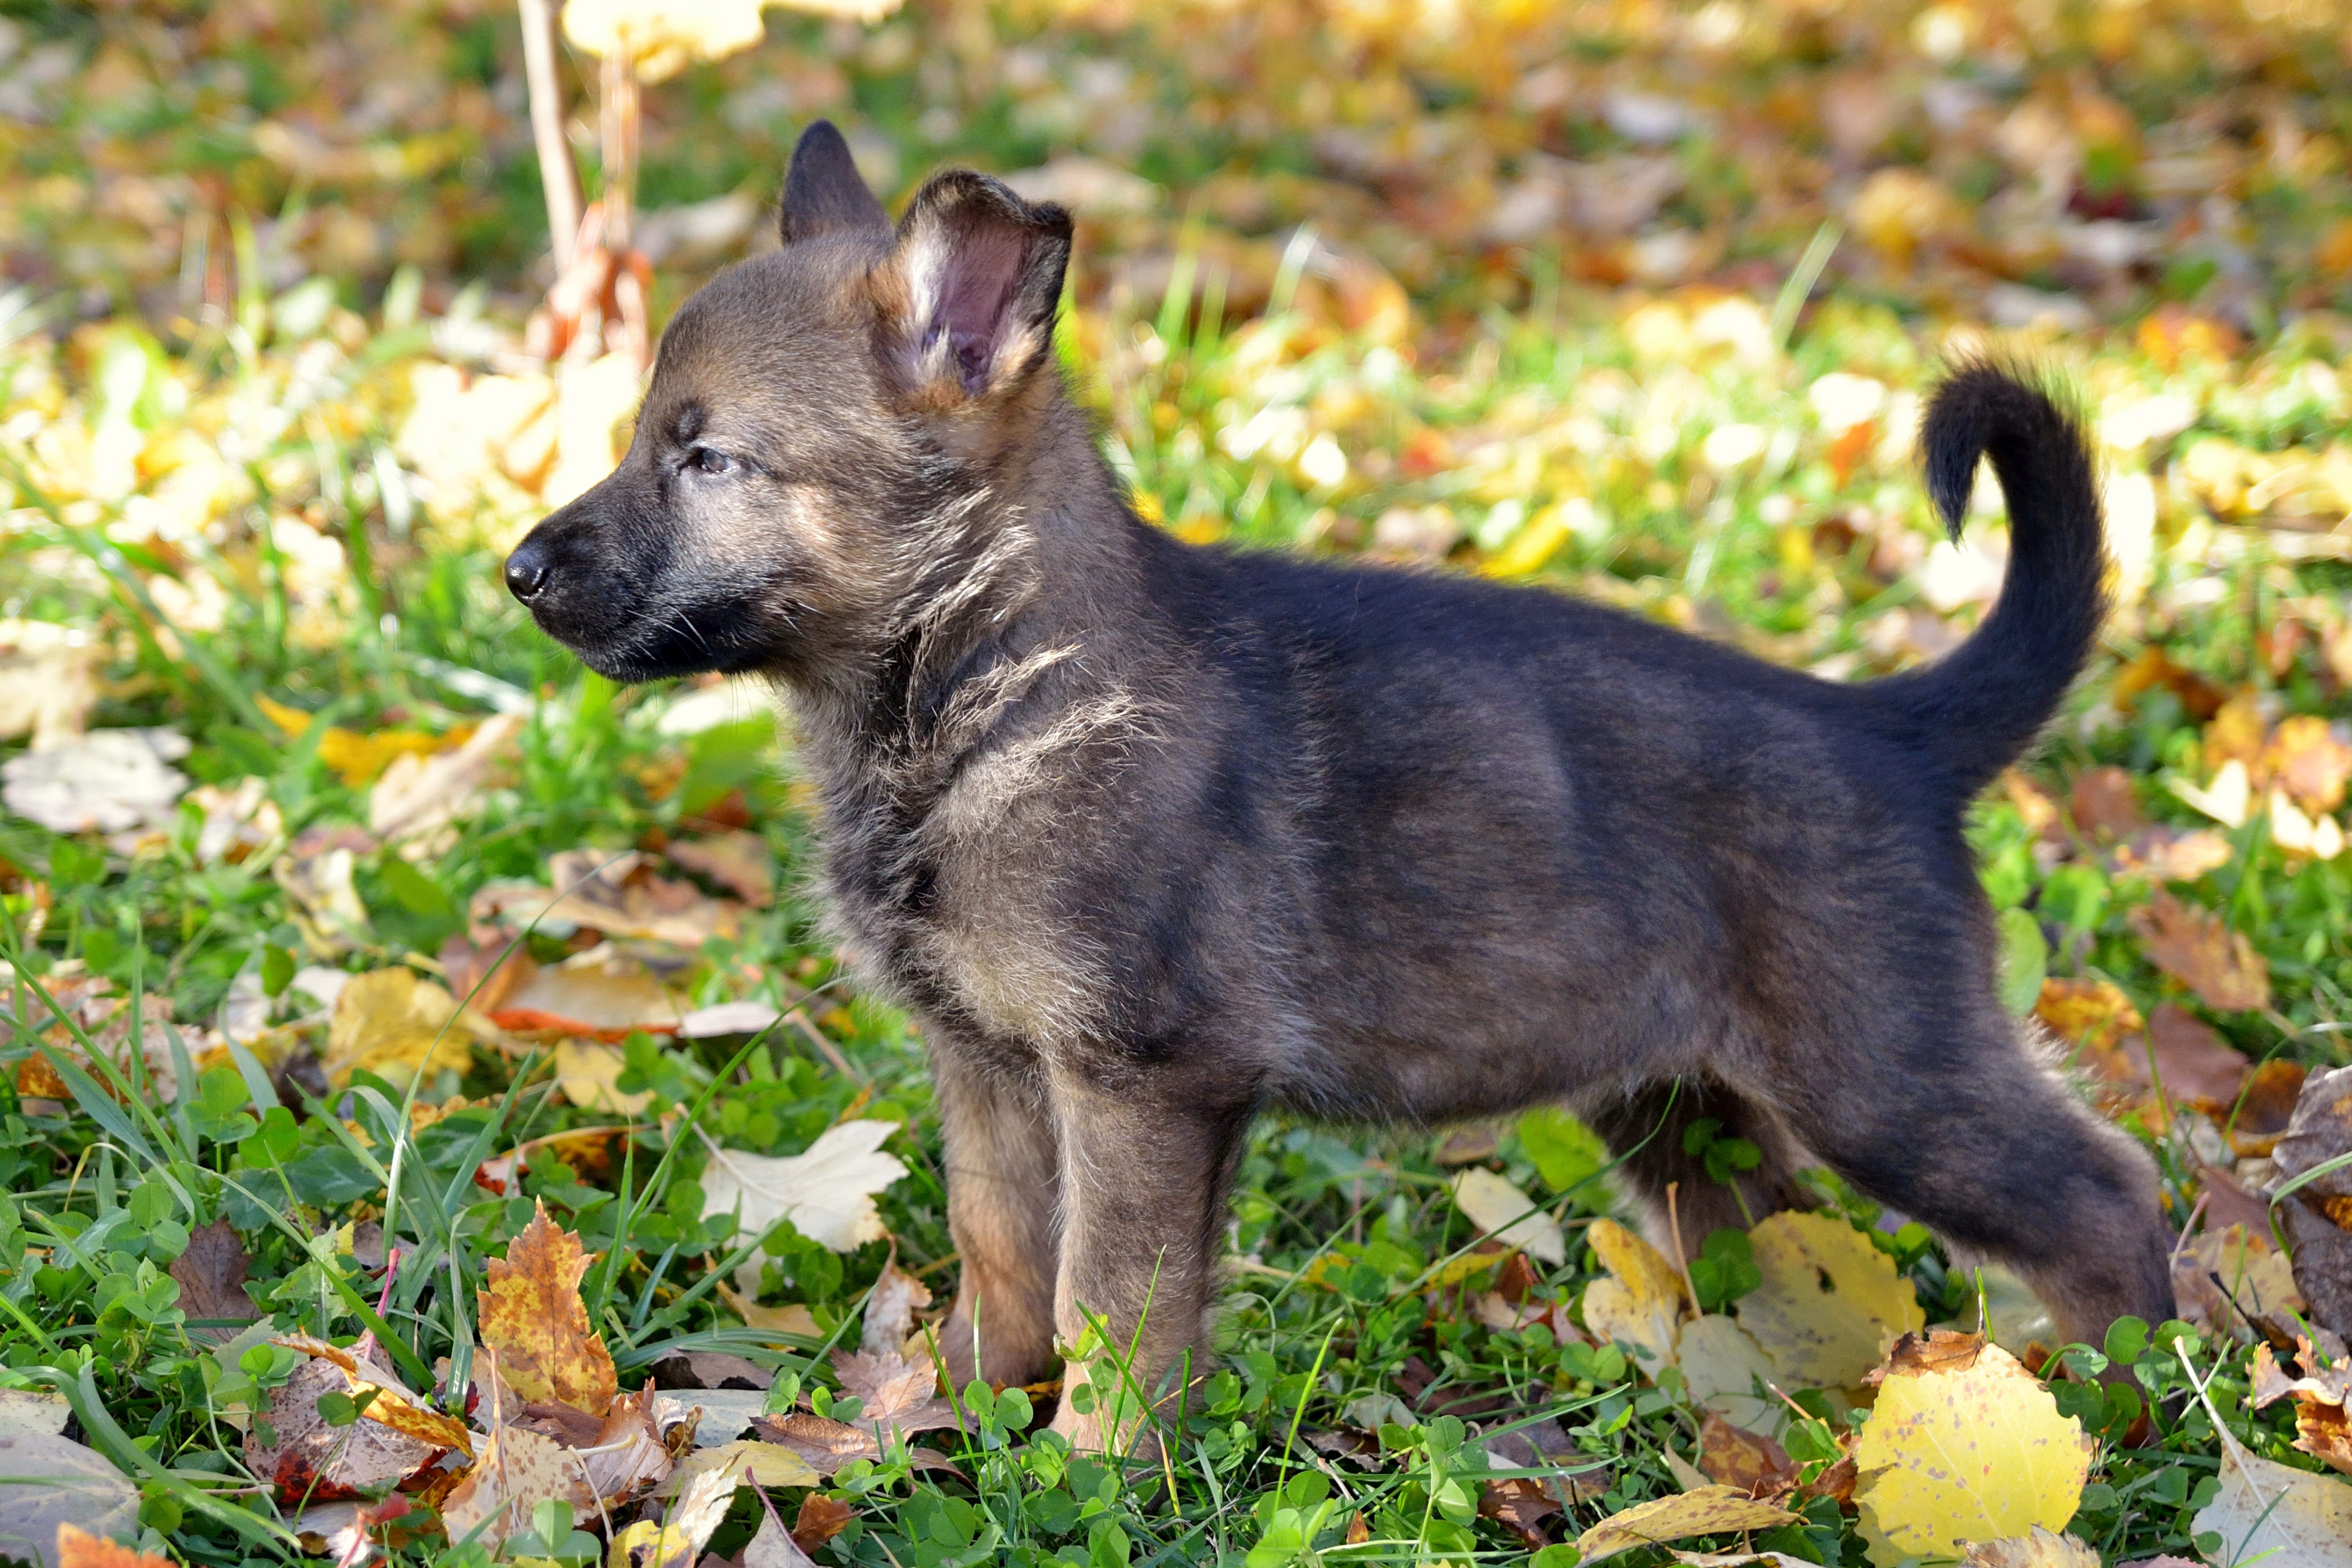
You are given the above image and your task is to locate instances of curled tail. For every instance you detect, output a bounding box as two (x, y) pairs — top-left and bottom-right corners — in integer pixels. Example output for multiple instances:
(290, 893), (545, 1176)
(1880, 361), (2107, 801)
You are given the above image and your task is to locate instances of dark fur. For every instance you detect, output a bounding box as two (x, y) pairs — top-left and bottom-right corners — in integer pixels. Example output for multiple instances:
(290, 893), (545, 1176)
(507, 123), (2174, 1443)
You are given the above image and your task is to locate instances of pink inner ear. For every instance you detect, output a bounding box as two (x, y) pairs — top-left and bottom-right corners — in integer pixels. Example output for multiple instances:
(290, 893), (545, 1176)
(932, 224), (1025, 393)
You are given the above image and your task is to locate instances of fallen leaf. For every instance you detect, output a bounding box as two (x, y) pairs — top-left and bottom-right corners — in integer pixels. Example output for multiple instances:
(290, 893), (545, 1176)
(554, 1039), (655, 1113)
(368, 712), (524, 843)
(700, 1119), (909, 1264)
(741, 1512), (818, 1568)
(1480, 1476), (1561, 1549)
(575, 1386), (673, 1503)
(2131, 891), (2270, 1011)
(666, 831), (775, 907)
(2112, 827), (2235, 885)
(1579, 1217), (1685, 1367)
(0, 728), (188, 834)
(189, 777), (284, 866)
(831, 1348), (958, 1440)
(439, 1422), (580, 1552)
(53, 1524), (171, 1568)
(0, 1443), (137, 1568)
(2192, 1381), (2352, 1568)
(1958, 1527), (2102, 1568)
(1870, 1327), (1989, 1380)
(320, 967), (483, 1088)
(715, 1281), (822, 1341)
(2034, 975), (2143, 1056)
(1698, 1411), (1797, 1498)
(2172, 758), (2253, 829)
(2174, 1223), (2306, 1337)
(1577, 1485), (1798, 1562)
(655, 1388), (767, 1448)
(168, 1218), (257, 1343)
(0, 620), (101, 750)
(2129, 1004), (2250, 1109)
(491, 944), (683, 1038)
(661, 1438), (820, 1492)
(1853, 1336), (2091, 1568)
(791, 1493), (854, 1554)
(2266, 716), (2352, 815)
(1451, 1167), (1566, 1265)
(245, 1340), (449, 1500)
(478, 1200), (619, 1413)
(2225, 1059), (2307, 1158)
(0, 1392), (69, 1439)
(1738, 1211), (1924, 1391)
(2250, 1339), (2352, 1477)
(2068, 766), (2147, 841)
(677, 999), (785, 1038)
(2272, 1064), (2352, 1338)
(472, 849), (740, 951)
(651, 1351), (769, 1391)
(1676, 1314), (1784, 1435)
(861, 1258), (933, 1357)
(257, 698), (462, 788)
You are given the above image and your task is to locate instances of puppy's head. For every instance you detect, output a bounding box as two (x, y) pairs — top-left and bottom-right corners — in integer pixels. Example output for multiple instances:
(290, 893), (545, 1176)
(504, 121), (1073, 683)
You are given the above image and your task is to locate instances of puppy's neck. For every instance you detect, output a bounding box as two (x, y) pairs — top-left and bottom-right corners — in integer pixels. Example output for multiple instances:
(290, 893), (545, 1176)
(784, 397), (1149, 797)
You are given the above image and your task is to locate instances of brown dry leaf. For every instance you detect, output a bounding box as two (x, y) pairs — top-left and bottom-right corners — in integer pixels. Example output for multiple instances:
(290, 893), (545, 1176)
(476, 1200), (619, 1414)
(747, 1413), (873, 1477)
(320, 967), (486, 1088)
(2225, 1060), (2308, 1158)
(1958, 1528), (2102, 1568)
(2068, 766), (2147, 841)
(2191, 1370), (2352, 1568)
(1698, 1411), (1797, 1499)
(489, 945), (683, 1039)
(369, 712), (524, 844)
(2034, 977), (2142, 1056)
(1480, 1476), (1561, 1549)
(2265, 716), (2352, 815)
(831, 1349), (958, 1440)
(860, 1259), (934, 1357)
(471, 849), (740, 950)
(575, 1386), (672, 1504)
(439, 1422), (585, 1552)
(2250, 1338), (2352, 1477)
(245, 1341), (449, 1500)
(2129, 892), (2270, 1012)
(2272, 1064), (2352, 1339)
(53, 1525), (170, 1568)
(742, 1512), (819, 1568)
(792, 1494), (855, 1554)
(1737, 1211), (1924, 1392)
(661, 1438), (821, 1492)
(1577, 1486), (1798, 1563)
(2174, 1223), (2306, 1337)
(2112, 827), (2235, 885)
(168, 1218), (257, 1344)
(2130, 1004), (2250, 1109)
(1870, 1327), (1989, 1380)
(667, 831), (775, 907)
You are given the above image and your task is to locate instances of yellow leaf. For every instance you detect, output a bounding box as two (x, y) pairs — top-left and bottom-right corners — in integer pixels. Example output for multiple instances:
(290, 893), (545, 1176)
(555, 1040), (655, 1113)
(664, 1438), (821, 1492)
(1738, 1212), (1923, 1391)
(478, 1201), (619, 1414)
(1578, 1485), (1798, 1562)
(442, 1423), (581, 1553)
(320, 968), (481, 1088)
(1959, 1528), (2102, 1568)
(1581, 1218), (1686, 1367)
(1677, 1314), (1785, 1436)
(1853, 1339), (2091, 1568)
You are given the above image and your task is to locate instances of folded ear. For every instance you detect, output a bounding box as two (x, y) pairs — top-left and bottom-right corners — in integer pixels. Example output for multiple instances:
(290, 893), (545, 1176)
(780, 120), (888, 243)
(879, 170), (1072, 403)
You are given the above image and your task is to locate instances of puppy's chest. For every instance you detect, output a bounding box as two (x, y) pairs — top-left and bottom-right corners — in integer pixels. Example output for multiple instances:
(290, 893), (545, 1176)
(823, 798), (1102, 1051)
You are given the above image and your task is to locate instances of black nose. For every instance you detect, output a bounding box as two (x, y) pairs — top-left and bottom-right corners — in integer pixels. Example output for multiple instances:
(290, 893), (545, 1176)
(505, 541), (551, 602)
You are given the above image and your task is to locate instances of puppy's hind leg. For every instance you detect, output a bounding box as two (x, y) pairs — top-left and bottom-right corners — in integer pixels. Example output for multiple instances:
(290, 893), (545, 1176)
(1772, 1002), (2174, 1349)
(1584, 1079), (1817, 1257)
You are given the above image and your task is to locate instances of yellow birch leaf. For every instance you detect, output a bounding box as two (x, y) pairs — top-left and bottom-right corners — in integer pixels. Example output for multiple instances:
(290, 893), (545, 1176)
(1853, 1339), (2091, 1568)
(1959, 1528), (2102, 1568)
(555, 1040), (655, 1114)
(1581, 1218), (1686, 1367)
(478, 1200), (619, 1414)
(1738, 1211), (1923, 1391)
(1578, 1485), (1798, 1562)
(663, 1438), (820, 1493)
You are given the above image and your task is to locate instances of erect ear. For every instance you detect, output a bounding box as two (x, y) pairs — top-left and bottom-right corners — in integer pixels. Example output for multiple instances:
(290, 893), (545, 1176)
(878, 170), (1073, 403)
(780, 120), (888, 243)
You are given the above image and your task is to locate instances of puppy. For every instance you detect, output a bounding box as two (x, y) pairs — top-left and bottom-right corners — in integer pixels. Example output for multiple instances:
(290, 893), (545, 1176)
(507, 120), (2174, 1449)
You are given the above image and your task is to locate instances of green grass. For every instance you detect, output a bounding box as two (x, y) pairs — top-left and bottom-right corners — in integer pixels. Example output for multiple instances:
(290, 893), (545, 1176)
(0, 247), (2345, 1568)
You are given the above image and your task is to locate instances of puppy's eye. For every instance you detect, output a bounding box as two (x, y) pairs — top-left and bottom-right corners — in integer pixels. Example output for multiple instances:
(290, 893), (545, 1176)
(689, 446), (734, 475)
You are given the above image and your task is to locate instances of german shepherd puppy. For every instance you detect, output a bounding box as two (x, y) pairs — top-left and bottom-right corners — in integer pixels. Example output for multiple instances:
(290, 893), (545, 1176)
(506, 121), (2173, 1448)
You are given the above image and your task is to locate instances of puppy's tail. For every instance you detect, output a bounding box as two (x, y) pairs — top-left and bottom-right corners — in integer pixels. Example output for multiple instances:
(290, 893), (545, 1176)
(1877, 361), (2107, 802)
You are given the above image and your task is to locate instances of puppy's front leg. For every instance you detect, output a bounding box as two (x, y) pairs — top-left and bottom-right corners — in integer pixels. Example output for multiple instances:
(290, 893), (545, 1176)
(1046, 1066), (1254, 1455)
(933, 1049), (1061, 1391)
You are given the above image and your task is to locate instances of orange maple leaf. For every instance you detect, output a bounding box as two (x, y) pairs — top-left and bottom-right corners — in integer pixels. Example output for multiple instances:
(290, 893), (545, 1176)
(478, 1199), (619, 1414)
(56, 1526), (173, 1568)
